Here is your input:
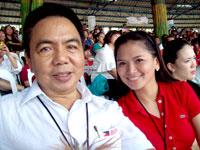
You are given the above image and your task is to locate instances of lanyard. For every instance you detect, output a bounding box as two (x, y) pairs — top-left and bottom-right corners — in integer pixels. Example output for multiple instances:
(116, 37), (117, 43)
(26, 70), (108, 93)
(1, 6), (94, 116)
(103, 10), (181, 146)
(37, 96), (89, 150)
(132, 91), (167, 150)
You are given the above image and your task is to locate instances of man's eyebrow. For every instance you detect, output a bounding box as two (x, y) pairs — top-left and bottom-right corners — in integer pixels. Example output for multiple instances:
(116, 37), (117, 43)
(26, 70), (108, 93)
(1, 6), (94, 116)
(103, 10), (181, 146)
(36, 40), (53, 49)
(35, 38), (81, 49)
(64, 38), (81, 46)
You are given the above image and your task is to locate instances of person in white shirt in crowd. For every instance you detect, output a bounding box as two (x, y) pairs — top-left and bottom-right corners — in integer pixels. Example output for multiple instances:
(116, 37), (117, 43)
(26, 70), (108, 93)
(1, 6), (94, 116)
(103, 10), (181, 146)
(0, 3), (154, 150)
(192, 65), (200, 86)
(0, 32), (24, 95)
(92, 30), (121, 100)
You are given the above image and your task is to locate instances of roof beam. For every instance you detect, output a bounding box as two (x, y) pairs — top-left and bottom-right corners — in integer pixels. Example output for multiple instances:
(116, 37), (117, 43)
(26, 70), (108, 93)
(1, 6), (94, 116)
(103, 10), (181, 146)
(172, 2), (200, 19)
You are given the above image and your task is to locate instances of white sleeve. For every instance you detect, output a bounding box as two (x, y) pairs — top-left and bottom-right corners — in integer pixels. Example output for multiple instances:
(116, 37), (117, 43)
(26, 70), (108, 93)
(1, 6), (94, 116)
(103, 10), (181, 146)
(11, 60), (22, 75)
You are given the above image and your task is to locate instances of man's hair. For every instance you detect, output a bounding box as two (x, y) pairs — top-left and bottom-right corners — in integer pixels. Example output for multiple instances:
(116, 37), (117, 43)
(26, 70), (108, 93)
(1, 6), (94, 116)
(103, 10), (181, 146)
(23, 3), (84, 58)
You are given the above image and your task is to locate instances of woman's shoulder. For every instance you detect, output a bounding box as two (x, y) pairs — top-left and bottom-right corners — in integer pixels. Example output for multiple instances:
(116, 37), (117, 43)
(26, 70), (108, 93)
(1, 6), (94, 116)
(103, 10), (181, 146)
(159, 81), (189, 88)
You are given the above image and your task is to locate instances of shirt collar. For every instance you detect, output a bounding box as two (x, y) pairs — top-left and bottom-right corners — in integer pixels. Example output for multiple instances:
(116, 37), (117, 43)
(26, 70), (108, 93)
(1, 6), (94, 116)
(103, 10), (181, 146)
(121, 82), (165, 113)
(156, 82), (165, 101)
(104, 44), (113, 53)
(20, 81), (92, 106)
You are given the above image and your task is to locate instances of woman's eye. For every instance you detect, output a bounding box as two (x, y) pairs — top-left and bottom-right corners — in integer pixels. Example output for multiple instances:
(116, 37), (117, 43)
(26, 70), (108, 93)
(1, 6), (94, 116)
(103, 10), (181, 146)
(136, 59), (143, 63)
(118, 61), (126, 66)
(185, 59), (190, 63)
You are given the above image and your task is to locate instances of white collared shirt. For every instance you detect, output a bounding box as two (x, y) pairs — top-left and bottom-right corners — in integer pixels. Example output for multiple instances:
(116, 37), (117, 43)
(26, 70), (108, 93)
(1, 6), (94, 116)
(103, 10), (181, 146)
(91, 44), (116, 81)
(0, 80), (154, 150)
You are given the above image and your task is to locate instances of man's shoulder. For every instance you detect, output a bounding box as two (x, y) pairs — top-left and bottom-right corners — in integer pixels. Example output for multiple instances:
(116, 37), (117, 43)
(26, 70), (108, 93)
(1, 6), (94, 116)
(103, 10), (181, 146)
(89, 95), (119, 111)
(0, 88), (29, 107)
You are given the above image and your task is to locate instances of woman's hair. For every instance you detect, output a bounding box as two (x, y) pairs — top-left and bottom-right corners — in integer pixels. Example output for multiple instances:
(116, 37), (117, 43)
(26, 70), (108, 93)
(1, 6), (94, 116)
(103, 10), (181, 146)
(93, 32), (104, 43)
(114, 31), (176, 96)
(163, 39), (190, 68)
(103, 30), (121, 46)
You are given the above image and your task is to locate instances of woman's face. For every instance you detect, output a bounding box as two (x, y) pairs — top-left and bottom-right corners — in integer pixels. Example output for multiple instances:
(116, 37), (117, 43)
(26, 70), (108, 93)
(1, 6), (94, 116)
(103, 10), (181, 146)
(5, 26), (13, 36)
(116, 40), (159, 91)
(169, 45), (197, 81)
(111, 33), (121, 45)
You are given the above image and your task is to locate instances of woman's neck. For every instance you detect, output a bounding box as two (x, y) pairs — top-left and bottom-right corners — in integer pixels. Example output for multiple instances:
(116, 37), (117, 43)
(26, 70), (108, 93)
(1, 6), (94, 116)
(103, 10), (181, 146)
(135, 82), (159, 104)
(7, 35), (12, 40)
(97, 41), (103, 47)
(108, 43), (114, 51)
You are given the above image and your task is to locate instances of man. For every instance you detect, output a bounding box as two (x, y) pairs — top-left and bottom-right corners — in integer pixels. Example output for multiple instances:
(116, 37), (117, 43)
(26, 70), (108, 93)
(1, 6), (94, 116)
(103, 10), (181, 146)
(0, 3), (154, 150)
(0, 30), (24, 94)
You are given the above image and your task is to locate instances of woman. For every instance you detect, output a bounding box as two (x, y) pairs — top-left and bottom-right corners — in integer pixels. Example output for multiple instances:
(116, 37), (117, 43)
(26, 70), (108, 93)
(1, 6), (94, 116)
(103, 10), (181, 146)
(4, 25), (22, 53)
(163, 39), (200, 99)
(91, 32), (104, 56)
(91, 30), (121, 99)
(115, 31), (200, 149)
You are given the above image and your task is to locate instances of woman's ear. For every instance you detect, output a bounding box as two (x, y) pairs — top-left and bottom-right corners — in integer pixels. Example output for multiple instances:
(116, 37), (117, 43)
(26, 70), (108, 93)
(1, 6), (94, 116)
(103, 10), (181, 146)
(167, 63), (175, 72)
(154, 57), (160, 71)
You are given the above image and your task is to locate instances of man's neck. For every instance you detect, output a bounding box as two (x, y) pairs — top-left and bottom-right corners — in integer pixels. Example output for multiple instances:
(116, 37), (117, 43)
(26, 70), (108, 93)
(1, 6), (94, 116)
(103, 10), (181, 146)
(43, 88), (81, 111)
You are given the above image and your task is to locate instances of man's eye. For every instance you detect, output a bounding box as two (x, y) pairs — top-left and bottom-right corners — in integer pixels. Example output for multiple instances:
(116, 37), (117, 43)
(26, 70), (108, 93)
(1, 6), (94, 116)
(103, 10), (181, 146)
(38, 47), (52, 56)
(67, 45), (77, 50)
(40, 47), (51, 52)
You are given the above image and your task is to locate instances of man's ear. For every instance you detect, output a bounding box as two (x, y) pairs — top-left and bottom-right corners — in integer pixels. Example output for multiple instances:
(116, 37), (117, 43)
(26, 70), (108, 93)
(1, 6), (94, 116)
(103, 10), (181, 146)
(25, 52), (33, 73)
(167, 63), (175, 72)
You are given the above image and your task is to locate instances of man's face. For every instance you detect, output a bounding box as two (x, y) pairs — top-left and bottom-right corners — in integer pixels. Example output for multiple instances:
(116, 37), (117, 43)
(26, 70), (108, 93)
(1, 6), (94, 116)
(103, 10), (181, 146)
(27, 16), (85, 95)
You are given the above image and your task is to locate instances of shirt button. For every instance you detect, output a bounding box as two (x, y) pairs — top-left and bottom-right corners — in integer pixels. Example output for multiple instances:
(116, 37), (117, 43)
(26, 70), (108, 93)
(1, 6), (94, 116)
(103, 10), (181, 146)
(172, 147), (176, 150)
(169, 136), (173, 140)
(165, 125), (167, 128)
(161, 112), (164, 116)
(158, 100), (162, 103)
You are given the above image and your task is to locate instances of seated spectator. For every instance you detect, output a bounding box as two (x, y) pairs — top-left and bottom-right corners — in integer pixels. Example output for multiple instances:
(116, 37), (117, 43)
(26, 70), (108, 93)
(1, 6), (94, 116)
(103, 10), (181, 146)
(0, 43), (24, 95)
(91, 32), (104, 56)
(163, 39), (200, 99)
(91, 30), (121, 100)
(0, 42), (22, 82)
(20, 57), (31, 87)
(155, 37), (164, 55)
(0, 30), (5, 43)
(192, 66), (200, 86)
(4, 25), (22, 53)
(84, 29), (93, 47)
(167, 35), (175, 42)
(84, 45), (93, 66)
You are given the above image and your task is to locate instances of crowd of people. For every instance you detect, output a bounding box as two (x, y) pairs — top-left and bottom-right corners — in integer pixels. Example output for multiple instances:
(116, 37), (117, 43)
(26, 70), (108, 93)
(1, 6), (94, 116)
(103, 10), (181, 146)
(0, 2), (199, 150)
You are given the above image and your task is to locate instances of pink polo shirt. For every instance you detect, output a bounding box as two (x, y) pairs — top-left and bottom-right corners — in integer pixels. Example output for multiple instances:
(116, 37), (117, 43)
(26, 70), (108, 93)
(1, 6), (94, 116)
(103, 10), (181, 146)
(118, 81), (200, 150)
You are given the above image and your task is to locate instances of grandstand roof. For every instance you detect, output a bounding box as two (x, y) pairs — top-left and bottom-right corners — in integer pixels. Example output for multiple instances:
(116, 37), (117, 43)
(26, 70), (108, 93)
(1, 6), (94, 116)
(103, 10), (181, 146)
(0, 0), (200, 29)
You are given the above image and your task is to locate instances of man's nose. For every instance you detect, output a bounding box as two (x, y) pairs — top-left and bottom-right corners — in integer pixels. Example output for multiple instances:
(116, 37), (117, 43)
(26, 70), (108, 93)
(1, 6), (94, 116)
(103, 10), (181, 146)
(53, 46), (69, 65)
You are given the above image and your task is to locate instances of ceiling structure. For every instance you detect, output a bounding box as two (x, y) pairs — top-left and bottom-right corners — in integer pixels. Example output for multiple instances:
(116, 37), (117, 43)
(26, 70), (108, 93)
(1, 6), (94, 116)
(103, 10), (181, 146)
(0, 0), (200, 29)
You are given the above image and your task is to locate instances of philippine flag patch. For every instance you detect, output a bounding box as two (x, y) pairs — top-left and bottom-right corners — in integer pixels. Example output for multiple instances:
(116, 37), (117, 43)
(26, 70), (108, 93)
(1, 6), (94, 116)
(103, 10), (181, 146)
(103, 131), (110, 137)
(103, 128), (118, 137)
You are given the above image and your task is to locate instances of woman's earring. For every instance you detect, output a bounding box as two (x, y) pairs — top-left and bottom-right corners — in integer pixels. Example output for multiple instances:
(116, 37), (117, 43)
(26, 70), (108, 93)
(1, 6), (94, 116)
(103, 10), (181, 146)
(156, 68), (160, 71)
